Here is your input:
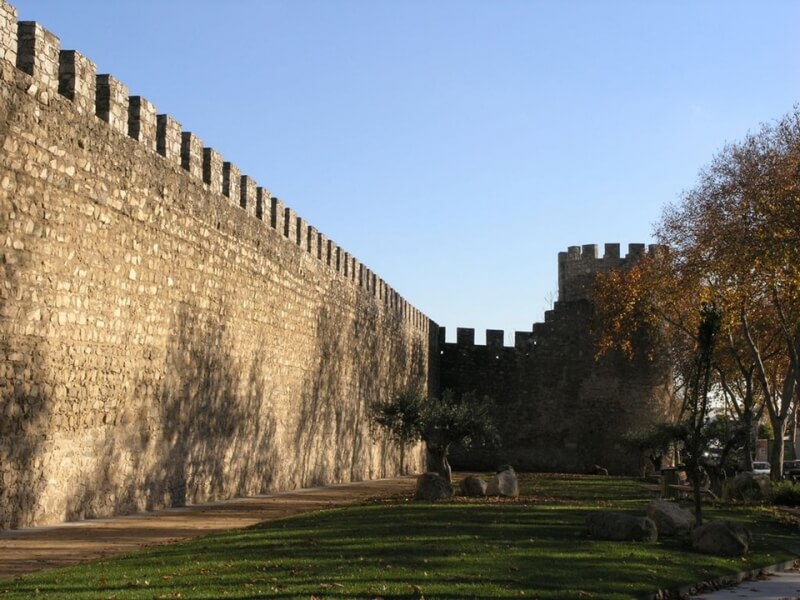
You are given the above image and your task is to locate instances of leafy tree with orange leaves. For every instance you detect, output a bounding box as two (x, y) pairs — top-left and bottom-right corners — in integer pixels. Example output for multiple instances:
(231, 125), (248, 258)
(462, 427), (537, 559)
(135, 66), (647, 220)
(596, 107), (800, 482)
(658, 108), (800, 480)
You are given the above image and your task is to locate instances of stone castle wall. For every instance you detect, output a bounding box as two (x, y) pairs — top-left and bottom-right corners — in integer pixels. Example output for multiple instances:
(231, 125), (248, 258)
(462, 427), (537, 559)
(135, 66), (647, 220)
(0, 0), (678, 529)
(440, 244), (675, 475)
(0, 2), (434, 529)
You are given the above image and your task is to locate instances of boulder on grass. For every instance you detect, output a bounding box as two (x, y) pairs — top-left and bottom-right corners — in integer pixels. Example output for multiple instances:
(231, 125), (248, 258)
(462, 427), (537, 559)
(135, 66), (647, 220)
(486, 468), (519, 498)
(460, 476), (487, 497)
(646, 500), (695, 536)
(585, 511), (658, 542)
(414, 472), (454, 501)
(691, 520), (752, 556)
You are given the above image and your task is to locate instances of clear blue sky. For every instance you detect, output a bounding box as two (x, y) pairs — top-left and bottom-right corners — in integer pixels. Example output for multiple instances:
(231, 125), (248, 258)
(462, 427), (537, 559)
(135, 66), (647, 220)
(15, 1), (800, 344)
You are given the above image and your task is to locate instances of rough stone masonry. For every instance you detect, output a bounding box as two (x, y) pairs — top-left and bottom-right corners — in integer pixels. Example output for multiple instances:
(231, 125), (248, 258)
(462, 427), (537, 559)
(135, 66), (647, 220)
(440, 244), (675, 474)
(0, 0), (434, 529)
(0, 1), (672, 529)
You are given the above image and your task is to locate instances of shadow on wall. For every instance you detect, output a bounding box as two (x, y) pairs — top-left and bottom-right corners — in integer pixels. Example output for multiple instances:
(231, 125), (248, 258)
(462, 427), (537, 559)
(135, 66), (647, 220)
(0, 104), (55, 529)
(64, 305), (279, 518)
(61, 288), (428, 519)
(0, 270), (53, 531)
(150, 307), (279, 507)
(293, 288), (427, 486)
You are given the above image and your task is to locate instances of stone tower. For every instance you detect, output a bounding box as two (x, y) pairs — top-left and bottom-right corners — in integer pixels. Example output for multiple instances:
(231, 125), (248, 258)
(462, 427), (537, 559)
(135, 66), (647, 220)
(439, 243), (674, 474)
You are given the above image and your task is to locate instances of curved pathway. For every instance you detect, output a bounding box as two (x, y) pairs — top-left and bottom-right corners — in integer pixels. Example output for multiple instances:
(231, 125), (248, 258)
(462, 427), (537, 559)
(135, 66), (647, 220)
(0, 476), (416, 580)
(689, 567), (800, 600)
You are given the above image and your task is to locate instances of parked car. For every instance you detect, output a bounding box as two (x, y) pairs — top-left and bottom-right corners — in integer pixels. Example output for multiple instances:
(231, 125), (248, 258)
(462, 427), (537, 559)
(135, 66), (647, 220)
(783, 460), (800, 482)
(751, 461), (771, 476)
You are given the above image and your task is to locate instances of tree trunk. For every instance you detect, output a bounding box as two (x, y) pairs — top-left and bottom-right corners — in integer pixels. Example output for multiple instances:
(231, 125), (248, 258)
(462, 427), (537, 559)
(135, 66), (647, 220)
(742, 410), (754, 472)
(690, 466), (703, 527)
(769, 411), (787, 481)
(742, 309), (795, 481)
(441, 458), (452, 482)
(430, 445), (452, 482)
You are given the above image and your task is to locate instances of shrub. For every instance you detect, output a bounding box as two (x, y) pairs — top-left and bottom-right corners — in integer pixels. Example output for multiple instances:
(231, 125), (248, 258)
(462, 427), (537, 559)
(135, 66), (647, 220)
(770, 480), (800, 507)
(370, 388), (499, 481)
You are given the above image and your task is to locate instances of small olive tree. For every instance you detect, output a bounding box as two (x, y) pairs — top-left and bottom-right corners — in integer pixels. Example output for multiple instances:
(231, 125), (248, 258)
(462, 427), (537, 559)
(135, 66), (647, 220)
(370, 388), (500, 481)
(368, 389), (424, 474)
(421, 389), (500, 482)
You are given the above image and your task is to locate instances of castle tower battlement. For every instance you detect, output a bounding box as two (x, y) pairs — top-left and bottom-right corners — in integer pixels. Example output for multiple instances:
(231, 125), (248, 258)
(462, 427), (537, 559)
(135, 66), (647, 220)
(442, 243), (667, 350)
(440, 244), (674, 474)
(557, 242), (666, 303)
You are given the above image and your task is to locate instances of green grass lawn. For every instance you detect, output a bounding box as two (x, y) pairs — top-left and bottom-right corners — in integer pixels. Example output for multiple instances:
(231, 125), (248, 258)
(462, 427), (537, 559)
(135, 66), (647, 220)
(2, 474), (798, 600)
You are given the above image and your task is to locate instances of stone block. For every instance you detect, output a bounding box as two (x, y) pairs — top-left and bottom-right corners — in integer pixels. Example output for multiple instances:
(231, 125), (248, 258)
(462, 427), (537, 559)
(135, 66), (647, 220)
(202, 148), (223, 194)
(128, 96), (157, 151)
(181, 132), (203, 178)
(692, 521), (751, 556)
(222, 161), (240, 203)
(240, 175), (256, 216)
(58, 50), (95, 115)
(414, 473), (453, 501)
(646, 500), (694, 536)
(627, 243), (646, 257)
(460, 475), (487, 497)
(156, 114), (182, 165)
(514, 331), (533, 349)
(17, 21), (59, 92)
(317, 232), (328, 262)
(306, 225), (318, 255)
(283, 207), (296, 241)
(604, 242), (620, 259)
(343, 251), (350, 277)
(585, 511), (658, 542)
(457, 328), (474, 346)
(96, 74), (129, 134)
(486, 329), (504, 347)
(486, 468), (519, 498)
(269, 197), (284, 230)
(255, 187), (270, 220)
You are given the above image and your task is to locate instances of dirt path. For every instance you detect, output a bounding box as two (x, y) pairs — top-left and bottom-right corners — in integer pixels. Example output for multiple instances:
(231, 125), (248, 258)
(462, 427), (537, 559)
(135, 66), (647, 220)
(0, 476), (416, 580)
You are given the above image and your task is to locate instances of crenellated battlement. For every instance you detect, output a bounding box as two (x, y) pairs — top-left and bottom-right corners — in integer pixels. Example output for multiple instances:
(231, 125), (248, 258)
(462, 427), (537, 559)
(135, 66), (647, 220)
(438, 327), (536, 350)
(0, 0), (427, 330)
(0, 0), (441, 529)
(557, 242), (666, 302)
(440, 243), (665, 350)
(439, 244), (674, 475)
